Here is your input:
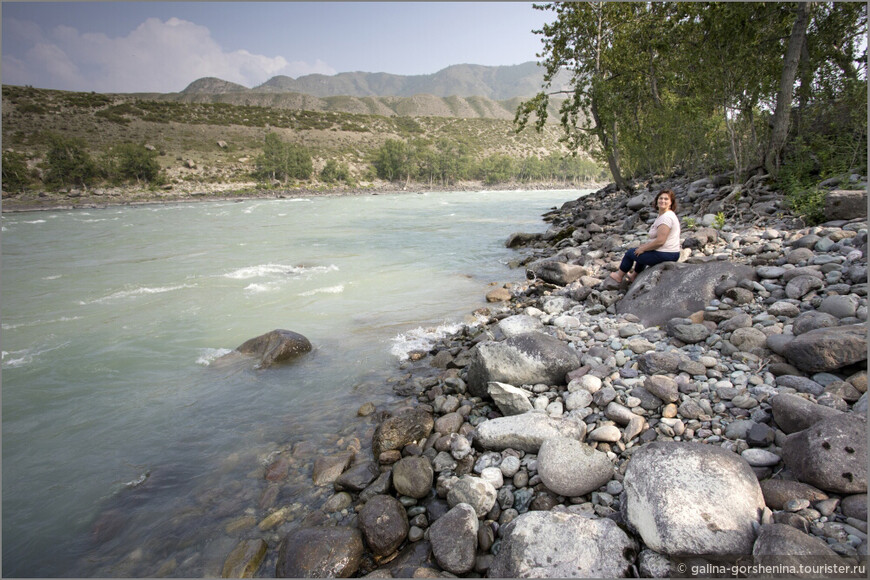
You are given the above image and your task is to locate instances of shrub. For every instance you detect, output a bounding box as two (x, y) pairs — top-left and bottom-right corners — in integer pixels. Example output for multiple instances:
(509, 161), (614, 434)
(108, 143), (163, 184)
(2, 150), (32, 192)
(43, 134), (99, 188)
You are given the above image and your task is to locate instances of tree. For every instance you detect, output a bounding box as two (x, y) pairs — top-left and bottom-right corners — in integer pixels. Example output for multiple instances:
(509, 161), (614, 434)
(43, 134), (99, 188)
(320, 159), (351, 184)
(255, 132), (313, 182)
(516, 2), (638, 192)
(372, 139), (415, 183)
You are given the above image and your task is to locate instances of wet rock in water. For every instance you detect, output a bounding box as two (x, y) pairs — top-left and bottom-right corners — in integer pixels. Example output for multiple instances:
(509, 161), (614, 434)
(623, 441), (764, 555)
(487, 381), (533, 416)
(759, 480), (828, 511)
(489, 511), (637, 578)
(222, 538), (267, 578)
(782, 413), (867, 494)
(334, 460), (379, 492)
(358, 494), (409, 558)
(616, 261), (757, 327)
(372, 407), (434, 458)
(772, 391), (843, 431)
(446, 475), (496, 517)
(275, 526), (364, 578)
(537, 436), (613, 497)
(233, 329), (312, 368)
(391, 456), (434, 499)
(312, 451), (354, 486)
(782, 324), (867, 373)
(474, 411), (586, 453)
(428, 503), (478, 575)
(466, 332), (580, 398)
(486, 286), (511, 302)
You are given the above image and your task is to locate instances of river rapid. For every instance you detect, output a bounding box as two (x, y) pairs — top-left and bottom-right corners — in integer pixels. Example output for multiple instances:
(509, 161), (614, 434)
(1, 189), (589, 577)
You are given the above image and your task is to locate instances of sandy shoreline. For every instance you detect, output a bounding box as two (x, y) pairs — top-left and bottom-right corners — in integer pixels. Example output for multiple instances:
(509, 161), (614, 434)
(1, 179), (606, 213)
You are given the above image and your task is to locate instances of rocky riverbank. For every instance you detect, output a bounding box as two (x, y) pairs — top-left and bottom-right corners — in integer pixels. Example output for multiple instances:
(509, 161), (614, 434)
(214, 170), (868, 578)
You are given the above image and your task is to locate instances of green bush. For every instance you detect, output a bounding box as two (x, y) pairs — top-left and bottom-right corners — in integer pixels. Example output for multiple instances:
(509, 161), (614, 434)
(2, 150), (32, 192)
(107, 143), (163, 184)
(43, 134), (99, 188)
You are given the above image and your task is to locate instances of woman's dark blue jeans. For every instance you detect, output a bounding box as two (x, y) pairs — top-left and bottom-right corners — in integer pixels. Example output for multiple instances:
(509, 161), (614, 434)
(619, 248), (680, 275)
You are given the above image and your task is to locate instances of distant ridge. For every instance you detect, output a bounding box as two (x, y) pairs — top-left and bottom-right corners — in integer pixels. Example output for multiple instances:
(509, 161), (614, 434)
(181, 62), (570, 100)
(183, 77), (250, 94)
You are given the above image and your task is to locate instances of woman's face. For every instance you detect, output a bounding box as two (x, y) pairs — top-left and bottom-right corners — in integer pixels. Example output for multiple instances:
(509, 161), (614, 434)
(657, 194), (671, 211)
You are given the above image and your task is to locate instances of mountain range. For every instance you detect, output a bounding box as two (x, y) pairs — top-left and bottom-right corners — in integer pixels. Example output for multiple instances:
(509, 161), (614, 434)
(153, 62), (572, 121)
(181, 62), (572, 100)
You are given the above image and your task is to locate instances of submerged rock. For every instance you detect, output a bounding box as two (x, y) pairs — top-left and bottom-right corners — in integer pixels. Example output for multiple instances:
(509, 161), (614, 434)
(230, 329), (313, 368)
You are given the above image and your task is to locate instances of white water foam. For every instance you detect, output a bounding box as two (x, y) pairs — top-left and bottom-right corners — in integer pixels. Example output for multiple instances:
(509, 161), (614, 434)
(79, 284), (195, 305)
(196, 348), (233, 366)
(2, 316), (83, 330)
(42, 275), (62, 280)
(299, 284), (345, 297)
(243, 283), (276, 294)
(224, 264), (338, 280)
(2, 340), (71, 369)
(390, 322), (466, 362)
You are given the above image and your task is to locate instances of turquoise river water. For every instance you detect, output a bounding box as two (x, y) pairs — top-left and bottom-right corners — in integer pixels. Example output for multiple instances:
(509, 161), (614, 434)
(1, 188), (589, 576)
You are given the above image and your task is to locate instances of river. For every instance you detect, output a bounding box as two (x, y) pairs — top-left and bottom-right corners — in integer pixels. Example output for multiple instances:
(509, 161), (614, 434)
(1, 188), (589, 576)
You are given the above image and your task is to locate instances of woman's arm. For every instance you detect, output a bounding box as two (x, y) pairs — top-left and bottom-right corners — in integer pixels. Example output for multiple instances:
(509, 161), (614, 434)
(635, 225), (670, 256)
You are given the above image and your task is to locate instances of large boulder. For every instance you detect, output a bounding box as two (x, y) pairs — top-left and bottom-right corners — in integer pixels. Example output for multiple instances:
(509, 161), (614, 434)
(616, 261), (757, 327)
(466, 332), (580, 398)
(782, 413), (867, 494)
(428, 503), (478, 575)
(622, 442), (764, 555)
(537, 436), (614, 497)
(474, 412), (587, 453)
(372, 407), (434, 458)
(275, 527), (364, 578)
(231, 329), (312, 368)
(782, 324), (867, 372)
(488, 511), (637, 578)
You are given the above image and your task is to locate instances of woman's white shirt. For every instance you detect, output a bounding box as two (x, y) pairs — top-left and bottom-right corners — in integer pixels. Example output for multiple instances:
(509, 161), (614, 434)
(649, 210), (681, 252)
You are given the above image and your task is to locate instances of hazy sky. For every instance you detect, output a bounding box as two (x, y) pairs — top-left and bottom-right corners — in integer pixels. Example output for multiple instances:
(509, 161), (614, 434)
(1, 1), (552, 93)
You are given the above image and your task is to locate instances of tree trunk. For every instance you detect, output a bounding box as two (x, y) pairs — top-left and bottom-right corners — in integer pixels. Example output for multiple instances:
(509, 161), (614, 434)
(764, 2), (810, 178)
(590, 98), (632, 193)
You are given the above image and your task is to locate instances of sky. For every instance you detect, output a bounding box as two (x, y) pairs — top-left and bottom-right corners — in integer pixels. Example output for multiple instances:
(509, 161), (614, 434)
(1, 1), (553, 93)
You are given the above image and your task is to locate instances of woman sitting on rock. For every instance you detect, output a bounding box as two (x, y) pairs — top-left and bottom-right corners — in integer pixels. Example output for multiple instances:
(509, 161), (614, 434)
(609, 189), (681, 285)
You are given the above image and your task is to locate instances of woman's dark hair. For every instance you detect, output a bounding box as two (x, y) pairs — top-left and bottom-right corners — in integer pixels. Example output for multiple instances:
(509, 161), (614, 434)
(653, 189), (677, 213)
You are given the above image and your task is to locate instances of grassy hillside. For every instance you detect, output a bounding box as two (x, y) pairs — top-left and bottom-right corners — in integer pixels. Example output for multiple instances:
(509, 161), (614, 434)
(1, 85), (601, 206)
